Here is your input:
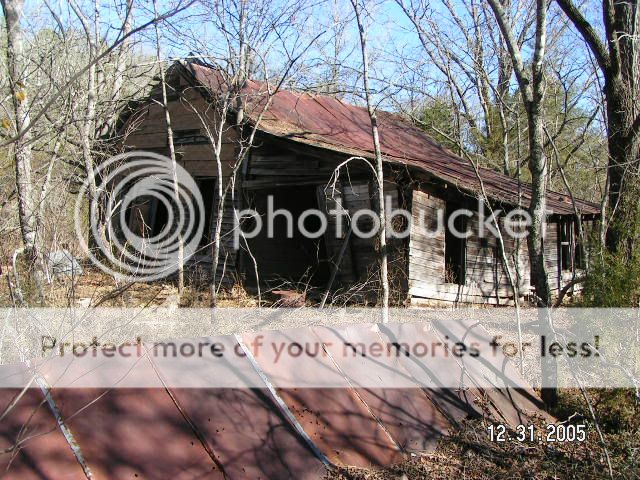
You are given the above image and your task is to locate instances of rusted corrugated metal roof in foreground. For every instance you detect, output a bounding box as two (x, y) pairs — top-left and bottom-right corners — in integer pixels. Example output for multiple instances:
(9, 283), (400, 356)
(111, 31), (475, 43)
(0, 323), (549, 479)
(185, 62), (599, 216)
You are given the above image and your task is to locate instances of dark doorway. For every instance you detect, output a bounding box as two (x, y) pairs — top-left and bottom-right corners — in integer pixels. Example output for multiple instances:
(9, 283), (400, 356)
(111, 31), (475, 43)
(126, 193), (171, 239)
(126, 179), (217, 251)
(151, 197), (169, 237)
(196, 178), (217, 248)
(444, 203), (467, 285)
(242, 186), (330, 287)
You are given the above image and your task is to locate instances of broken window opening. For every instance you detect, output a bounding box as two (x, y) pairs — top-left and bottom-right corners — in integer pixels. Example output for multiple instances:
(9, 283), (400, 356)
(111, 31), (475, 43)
(574, 220), (586, 270)
(559, 218), (573, 271)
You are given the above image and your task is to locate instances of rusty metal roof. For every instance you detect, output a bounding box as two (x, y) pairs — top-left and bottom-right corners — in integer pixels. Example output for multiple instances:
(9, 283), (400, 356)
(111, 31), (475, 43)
(0, 388), (86, 479)
(0, 322), (549, 478)
(187, 62), (599, 216)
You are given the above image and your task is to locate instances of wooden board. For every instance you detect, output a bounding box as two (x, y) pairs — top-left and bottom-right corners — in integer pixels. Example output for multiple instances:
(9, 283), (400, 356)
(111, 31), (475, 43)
(409, 191), (445, 285)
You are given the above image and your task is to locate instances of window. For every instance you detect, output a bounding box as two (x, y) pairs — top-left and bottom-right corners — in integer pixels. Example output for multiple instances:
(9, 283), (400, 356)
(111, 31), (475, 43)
(172, 128), (208, 146)
(574, 221), (586, 269)
(444, 204), (467, 284)
(559, 218), (573, 271)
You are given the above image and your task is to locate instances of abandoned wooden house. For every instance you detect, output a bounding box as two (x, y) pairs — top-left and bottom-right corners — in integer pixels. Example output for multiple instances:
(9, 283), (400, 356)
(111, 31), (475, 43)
(115, 60), (599, 305)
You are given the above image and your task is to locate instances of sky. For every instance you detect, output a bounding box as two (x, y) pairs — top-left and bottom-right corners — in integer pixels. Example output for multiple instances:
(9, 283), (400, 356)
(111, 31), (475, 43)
(7, 0), (604, 121)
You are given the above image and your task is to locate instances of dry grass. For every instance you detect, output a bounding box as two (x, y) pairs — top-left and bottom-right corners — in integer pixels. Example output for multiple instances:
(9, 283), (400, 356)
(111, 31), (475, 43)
(328, 421), (638, 479)
(327, 390), (640, 480)
(0, 265), (260, 308)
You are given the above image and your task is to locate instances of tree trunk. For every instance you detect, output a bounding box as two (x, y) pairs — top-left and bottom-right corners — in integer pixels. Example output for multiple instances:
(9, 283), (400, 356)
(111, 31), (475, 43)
(605, 78), (640, 253)
(2, 0), (45, 303)
(153, 0), (184, 295)
(526, 108), (551, 306)
(69, 0), (103, 251)
(488, 0), (557, 407)
(351, 0), (390, 322)
(556, 0), (640, 255)
(607, 0), (640, 253)
(526, 107), (557, 407)
(98, 0), (133, 138)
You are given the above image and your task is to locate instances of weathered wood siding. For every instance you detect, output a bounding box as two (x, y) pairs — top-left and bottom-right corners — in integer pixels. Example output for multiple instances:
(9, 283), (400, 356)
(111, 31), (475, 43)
(120, 75), (240, 285)
(501, 224), (531, 295)
(408, 190), (445, 294)
(545, 221), (560, 292)
(247, 153), (337, 181)
(122, 82), (239, 178)
(409, 189), (533, 306)
(464, 214), (531, 301)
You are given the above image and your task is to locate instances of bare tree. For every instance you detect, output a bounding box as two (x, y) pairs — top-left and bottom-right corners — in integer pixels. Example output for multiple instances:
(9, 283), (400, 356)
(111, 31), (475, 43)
(2, 0), (45, 303)
(162, 0), (322, 305)
(487, 0), (557, 407)
(350, 0), (390, 321)
(98, 0), (134, 138)
(0, 1), (195, 150)
(556, 0), (640, 254)
(1, 0), (191, 296)
(394, 0), (534, 173)
(395, 0), (606, 199)
(153, 0), (184, 296)
(68, 0), (100, 215)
